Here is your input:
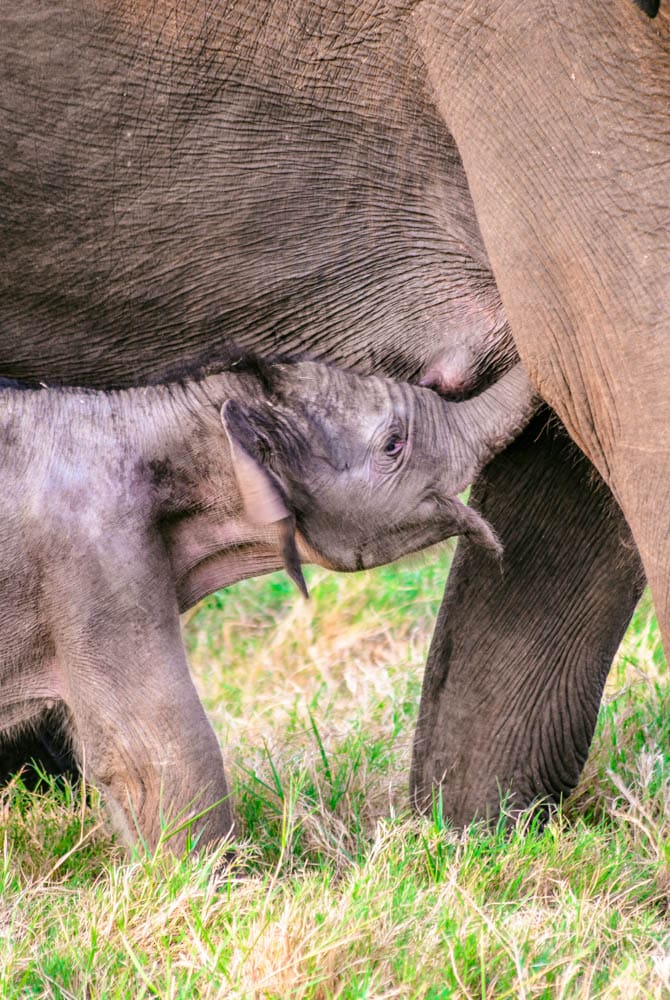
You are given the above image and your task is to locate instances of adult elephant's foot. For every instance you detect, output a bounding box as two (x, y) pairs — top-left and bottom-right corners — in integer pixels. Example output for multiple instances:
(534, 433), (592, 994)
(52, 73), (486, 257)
(410, 412), (645, 826)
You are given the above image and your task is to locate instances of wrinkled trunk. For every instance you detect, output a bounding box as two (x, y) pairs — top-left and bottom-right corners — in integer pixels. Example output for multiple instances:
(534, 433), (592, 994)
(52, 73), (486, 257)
(434, 365), (538, 491)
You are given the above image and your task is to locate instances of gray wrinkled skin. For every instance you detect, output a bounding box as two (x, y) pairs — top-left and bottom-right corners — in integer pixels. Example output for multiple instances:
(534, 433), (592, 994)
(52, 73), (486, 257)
(0, 360), (534, 854)
(0, 0), (659, 828)
(0, 2), (516, 396)
(0, 0), (524, 808)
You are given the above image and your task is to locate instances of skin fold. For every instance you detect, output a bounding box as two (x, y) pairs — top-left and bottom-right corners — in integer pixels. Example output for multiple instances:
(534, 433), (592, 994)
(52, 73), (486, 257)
(0, 361), (535, 852)
(0, 1), (654, 821)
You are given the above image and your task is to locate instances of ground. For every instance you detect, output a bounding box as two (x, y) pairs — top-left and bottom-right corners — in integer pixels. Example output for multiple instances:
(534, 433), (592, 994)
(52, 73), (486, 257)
(1, 548), (668, 998)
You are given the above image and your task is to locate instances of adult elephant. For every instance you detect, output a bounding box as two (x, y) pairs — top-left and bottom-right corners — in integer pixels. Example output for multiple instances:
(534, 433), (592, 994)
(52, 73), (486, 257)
(0, 1), (646, 824)
(410, 0), (668, 818)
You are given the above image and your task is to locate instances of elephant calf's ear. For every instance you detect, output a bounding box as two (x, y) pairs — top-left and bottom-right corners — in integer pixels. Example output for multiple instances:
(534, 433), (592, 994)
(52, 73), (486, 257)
(221, 399), (290, 525)
(221, 400), (309, 598)
(278, 516), (309, 600)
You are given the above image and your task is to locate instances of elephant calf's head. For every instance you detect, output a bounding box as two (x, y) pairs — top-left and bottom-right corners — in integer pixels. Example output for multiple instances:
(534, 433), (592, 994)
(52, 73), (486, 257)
(222, 361), (537, 591)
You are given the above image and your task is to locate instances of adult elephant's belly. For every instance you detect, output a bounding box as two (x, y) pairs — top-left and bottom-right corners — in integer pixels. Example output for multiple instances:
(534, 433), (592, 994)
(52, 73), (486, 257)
(0, 1), (509, 394)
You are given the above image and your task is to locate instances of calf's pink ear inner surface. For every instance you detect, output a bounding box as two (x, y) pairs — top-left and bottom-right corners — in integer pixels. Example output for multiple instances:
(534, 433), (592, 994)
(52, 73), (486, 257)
(221, 402), (291, 526)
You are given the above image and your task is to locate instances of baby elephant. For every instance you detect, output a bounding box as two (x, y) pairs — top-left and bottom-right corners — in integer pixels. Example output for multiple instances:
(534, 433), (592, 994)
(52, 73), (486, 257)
(0, 357), (536, 853)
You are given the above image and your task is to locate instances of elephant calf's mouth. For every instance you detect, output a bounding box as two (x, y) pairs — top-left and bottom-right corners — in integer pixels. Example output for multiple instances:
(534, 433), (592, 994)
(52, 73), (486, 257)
(295, 529), (340, 572)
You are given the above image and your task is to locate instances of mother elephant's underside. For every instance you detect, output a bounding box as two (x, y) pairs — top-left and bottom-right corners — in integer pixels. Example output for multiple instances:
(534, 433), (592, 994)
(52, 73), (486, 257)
(0, 0), (658, 824)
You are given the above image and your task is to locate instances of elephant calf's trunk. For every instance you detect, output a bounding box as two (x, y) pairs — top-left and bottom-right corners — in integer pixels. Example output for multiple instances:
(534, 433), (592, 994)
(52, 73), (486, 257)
(442, 365), (539, 490)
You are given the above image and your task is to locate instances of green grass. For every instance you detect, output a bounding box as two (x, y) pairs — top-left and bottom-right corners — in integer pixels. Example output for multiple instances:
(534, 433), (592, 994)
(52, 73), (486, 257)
(1, 551), (668, 998)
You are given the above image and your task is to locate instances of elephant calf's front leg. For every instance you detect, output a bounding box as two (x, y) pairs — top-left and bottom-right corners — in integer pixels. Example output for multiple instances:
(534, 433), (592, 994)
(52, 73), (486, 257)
(63, 617), (234, 855)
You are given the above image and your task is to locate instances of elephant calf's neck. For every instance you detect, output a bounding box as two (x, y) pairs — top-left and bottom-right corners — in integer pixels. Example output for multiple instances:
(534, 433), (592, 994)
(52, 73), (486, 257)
(114, 372), (258, 514)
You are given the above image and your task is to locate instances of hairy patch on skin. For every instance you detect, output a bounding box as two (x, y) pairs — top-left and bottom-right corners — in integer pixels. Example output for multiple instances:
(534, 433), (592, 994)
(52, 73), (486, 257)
(129, 348), (295, 394)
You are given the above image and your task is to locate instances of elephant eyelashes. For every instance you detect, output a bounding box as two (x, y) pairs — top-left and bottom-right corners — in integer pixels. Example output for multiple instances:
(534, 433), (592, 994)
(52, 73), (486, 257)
(383, 434), (405, 457)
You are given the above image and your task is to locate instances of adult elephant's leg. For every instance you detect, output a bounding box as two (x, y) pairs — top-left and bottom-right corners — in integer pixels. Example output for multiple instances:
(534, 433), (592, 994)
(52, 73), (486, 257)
(410, 413), (644, 825)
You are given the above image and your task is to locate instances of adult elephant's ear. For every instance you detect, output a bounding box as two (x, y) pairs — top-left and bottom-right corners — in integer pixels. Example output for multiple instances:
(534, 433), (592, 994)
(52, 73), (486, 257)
(221, 400), (309, 598)
(632, 0), (660, 17)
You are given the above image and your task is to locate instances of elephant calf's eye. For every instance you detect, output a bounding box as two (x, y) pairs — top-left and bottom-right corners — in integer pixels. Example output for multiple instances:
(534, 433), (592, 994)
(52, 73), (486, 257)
(383, 434), (405, 457)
